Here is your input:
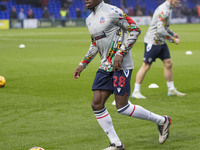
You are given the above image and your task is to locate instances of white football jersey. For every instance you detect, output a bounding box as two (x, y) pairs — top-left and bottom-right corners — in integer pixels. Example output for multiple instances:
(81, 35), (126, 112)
(144, 1), (175, 45)
(80, 1), (141, 72)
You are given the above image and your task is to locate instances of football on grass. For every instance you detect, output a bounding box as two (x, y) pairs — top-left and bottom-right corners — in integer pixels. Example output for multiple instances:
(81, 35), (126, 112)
(29, 147), (44, 150)
(0, 76), (6, 87)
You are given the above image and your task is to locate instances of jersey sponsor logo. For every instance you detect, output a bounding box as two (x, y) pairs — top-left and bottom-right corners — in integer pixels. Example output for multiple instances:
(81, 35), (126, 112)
(94, 31), (106, 40)
(123, 70), (129, 78)
(100, 17), (105, 24)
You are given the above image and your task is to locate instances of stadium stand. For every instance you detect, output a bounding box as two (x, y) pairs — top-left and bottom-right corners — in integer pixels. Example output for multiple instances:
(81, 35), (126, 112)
(0, 0), (198, 20)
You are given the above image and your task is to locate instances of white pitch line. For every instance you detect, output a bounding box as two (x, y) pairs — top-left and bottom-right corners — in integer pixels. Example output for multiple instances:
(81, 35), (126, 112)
(0, 38), (90, 43)
(0, 32), (88, 37)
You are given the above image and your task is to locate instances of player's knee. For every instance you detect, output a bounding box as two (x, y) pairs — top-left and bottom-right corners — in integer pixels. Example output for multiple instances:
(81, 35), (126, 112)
(142, 63), (151, 71)
(91, 100), (104, 111)
(165, 60), (172, 69)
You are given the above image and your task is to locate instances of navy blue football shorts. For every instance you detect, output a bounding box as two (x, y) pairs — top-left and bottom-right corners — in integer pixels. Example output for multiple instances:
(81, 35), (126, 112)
(92, 69), (132, 96)
(143, 43), (171, 64)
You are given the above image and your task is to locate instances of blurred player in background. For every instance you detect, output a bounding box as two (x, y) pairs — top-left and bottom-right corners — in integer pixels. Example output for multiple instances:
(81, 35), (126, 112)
(73, 0), (171, 149)
(132, 0), (186, 99)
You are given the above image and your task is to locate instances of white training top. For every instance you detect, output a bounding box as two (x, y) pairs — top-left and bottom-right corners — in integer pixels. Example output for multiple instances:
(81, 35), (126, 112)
(144, 1), (176, 45)
(80, 1), (141, 72)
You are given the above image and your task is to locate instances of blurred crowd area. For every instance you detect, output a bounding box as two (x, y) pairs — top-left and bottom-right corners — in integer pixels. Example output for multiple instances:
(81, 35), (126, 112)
(172, 0), (200, 17)
(118, 0), (200, 18)
(0, 0), (200, 20)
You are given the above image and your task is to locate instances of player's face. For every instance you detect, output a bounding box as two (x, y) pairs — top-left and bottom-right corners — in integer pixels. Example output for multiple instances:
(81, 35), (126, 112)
(84, 0), (102, 10)
(170, 0), (180, 7)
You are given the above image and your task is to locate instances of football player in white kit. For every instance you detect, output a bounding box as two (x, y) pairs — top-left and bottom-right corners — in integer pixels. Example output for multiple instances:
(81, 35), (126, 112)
(131, 0), (186, 99)
(73, 0), (171, 149)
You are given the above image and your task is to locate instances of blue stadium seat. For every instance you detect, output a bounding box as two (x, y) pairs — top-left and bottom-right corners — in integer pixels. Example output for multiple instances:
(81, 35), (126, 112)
(0, 0), (197, 20)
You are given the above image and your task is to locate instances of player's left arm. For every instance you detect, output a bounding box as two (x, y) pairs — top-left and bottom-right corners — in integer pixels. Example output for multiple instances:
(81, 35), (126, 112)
(111, 8), (141, 70)
(115, 11), (141, 56)
(167, 27), (180, 39)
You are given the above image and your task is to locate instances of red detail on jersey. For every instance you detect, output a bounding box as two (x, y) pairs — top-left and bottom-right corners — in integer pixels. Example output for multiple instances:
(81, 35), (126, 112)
(134, 28), (141, 33)
(81, 60), (89, 64)
(128, 43), (133, 47)
(158, 11), (165, 21)
(107, 55), (112, 64)
(120, 52), (124, 56)
(125, 16), (136, 25)
(92, 42), (96, 46)
(96, 113), (109, 119)
(129, 105), (136, 116)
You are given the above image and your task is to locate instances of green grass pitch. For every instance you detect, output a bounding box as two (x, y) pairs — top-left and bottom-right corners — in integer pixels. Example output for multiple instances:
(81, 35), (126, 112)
(0, 24), (200, 150)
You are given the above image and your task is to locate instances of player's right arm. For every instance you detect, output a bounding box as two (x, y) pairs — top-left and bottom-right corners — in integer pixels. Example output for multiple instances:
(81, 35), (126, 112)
(73, 37), (98, 80)
(73, 65), (84, 80)
(110, 8), (141, 71)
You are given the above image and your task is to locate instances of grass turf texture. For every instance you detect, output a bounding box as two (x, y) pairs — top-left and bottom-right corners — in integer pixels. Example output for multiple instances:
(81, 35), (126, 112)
(0, 24), (200, 150)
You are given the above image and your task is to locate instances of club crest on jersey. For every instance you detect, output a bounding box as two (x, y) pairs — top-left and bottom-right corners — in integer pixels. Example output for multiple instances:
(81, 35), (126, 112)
(100, 17), (105, 24)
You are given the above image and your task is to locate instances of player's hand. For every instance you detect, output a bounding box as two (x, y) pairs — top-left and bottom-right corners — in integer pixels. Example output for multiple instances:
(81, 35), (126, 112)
(113, 54), (123, 71)
(73, 65), (84, 80)
(174, 38), (180, 44)
(174, 34), (180, 39)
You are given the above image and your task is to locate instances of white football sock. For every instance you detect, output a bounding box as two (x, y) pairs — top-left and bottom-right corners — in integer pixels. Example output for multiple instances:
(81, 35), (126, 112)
(94, 107), (122, 146)
(118, 103), (165, 125)
(167, 81), (175, 90)
(134, 83), (141, 92)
